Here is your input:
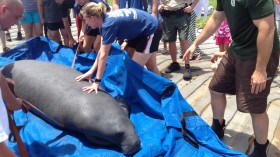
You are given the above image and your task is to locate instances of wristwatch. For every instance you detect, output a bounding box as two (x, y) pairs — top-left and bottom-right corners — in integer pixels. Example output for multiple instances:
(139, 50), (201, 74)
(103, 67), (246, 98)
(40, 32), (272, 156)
(94, 78), (102, 83)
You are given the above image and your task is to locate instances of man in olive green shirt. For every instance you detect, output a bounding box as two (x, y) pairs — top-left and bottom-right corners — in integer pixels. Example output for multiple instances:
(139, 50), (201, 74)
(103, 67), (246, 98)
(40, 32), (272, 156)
(184, 0), (279, 156)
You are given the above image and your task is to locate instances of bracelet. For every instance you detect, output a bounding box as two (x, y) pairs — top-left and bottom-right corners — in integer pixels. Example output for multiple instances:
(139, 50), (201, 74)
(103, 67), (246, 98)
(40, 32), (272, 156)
(94, 78), (102, 83)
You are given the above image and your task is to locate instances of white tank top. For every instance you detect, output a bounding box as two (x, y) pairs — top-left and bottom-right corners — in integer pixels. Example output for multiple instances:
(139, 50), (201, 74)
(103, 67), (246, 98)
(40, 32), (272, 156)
(0, 88), (9, 144)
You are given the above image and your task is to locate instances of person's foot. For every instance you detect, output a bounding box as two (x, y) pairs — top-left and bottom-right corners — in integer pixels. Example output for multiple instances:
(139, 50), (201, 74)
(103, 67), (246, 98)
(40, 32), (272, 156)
(211, 119), (225, 139)
(191, 51), (204, 60)
(183, 64), (192, 81)
(165, 62), (180, 73)
(6, 32), (12, 42)
(161, 48), (168, 54)
(16, 32), (23, 40)
(2, 47), (10, 52)
(249, 139), (269, 157)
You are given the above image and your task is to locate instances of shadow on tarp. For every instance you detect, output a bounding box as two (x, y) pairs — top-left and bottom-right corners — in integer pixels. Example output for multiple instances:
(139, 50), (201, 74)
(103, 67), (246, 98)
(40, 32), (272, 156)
(1, 36), (247, 157)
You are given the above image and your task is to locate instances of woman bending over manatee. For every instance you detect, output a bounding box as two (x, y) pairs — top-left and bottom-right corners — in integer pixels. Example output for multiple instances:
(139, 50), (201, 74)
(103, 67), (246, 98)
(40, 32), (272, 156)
(75, 2), (159, 93)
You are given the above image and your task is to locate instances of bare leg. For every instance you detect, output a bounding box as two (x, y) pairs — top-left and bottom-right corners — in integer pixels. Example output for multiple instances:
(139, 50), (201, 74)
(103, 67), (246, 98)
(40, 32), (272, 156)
(133, 51), (160, 75)
(48, 29), (62, 44)
(168, 41), (177, 62)
(224, 44), (229, 52)
(93, 35), (101, 52)
(145, 52), (160, 75)
(59, 28), (69, 46)
(22, 23), (33, 40)
(34, 23), (43, 36)
(162, 41), (167, 54)
(83, 35), (95, 52)
(180, 39), (190, 64)
(210, 89), (227, 124)
(126, 47), (135, 58)
(251, 112), (269, 144)
(219, 45), (225, 52)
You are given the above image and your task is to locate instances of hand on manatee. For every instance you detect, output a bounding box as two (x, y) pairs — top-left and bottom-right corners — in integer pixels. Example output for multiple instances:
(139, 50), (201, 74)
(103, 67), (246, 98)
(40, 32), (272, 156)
(82, 82), (100, 94)
(75, 71), (93, 83)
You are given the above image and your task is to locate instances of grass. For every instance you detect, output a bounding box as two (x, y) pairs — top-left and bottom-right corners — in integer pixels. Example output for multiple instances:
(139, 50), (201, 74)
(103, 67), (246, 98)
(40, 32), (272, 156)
(196, 0), (216, 29)
(107, 0), (112, 5)
(106, 0), (215, 29)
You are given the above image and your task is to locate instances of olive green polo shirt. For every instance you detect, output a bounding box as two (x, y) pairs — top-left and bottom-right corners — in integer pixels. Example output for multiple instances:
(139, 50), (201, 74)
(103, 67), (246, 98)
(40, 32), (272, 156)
(216, 0), (279, 60)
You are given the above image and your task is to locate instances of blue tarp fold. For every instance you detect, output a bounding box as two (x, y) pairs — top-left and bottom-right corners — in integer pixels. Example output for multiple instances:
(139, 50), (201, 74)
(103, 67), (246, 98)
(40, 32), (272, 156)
(1, 37), (246, 156)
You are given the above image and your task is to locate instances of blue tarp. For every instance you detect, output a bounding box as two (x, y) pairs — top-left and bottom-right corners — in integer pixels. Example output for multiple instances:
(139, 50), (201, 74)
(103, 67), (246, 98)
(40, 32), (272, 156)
(1, 37), (246, 157)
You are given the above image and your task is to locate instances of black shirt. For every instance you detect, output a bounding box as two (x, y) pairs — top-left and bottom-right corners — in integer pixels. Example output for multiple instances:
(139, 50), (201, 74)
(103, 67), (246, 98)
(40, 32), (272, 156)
(59, 0), (75, 18)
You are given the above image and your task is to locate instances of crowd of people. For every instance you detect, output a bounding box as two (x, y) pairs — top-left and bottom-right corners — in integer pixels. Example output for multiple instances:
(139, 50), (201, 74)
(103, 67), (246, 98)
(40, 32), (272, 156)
(0, 0), (280, 157)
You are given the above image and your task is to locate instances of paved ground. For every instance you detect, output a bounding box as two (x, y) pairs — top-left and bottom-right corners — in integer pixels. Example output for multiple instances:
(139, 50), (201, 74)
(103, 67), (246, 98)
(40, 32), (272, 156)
(1, 21), (280, 156)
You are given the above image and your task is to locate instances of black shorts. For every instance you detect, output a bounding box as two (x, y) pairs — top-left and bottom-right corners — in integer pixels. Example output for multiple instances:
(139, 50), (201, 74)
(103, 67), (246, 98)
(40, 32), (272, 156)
(46, 21), (64, 31)
(149, 23), (163, 52)
(126, 34), (154, 53)
(85, 26), (100, 36)
(126, 24), (161, 54)
(209, 51), (279, 113)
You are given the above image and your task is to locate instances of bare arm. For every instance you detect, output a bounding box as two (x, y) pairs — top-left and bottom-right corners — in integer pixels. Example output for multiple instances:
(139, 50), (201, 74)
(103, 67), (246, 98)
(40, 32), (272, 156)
(185, 0), (200, 13)
(183, 10), (225, 60)
(75, 51), (100, 82)
(190, 0), (199, 10)
(89, 49), (101, 74)
(112, 0), (119, 10)
(0, 74), (22, 111)
(95, 42), (112, 80)
(78, 19), (87, 43)
(193, 10), (225, 47)
(82, 42), (112, 94)
(0, 142), (16, 157)
(37, 0), (45, 24)
(151, 0), (158, 17)
(250, 14), (275, 94)
(62, 17), (76, 47)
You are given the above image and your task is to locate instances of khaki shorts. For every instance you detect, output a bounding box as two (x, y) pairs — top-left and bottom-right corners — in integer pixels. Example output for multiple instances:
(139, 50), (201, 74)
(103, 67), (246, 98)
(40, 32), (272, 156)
(209, 51), (279, 113)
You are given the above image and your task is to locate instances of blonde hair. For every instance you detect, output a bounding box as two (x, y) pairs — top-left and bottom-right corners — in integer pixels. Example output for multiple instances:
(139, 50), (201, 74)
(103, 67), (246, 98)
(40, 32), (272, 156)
(80, 2), (107, 19)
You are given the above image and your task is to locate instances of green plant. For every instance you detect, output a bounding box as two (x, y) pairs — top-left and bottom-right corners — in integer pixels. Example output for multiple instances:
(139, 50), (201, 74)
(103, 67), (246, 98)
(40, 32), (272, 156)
(107, 0), (112, 5)
(196, 0), (216, 29)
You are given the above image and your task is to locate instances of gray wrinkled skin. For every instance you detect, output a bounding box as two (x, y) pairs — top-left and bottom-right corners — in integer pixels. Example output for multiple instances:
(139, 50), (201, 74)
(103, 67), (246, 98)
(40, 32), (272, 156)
(2, 60), (141, 155)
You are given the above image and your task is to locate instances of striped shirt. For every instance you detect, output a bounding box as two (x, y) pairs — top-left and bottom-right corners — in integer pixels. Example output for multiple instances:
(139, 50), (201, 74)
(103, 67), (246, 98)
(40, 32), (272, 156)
(21, 0), (38, 12)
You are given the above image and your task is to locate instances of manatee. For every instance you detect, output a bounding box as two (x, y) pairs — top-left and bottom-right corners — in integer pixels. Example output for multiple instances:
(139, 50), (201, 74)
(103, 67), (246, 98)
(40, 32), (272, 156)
(2, 60), (141, 155)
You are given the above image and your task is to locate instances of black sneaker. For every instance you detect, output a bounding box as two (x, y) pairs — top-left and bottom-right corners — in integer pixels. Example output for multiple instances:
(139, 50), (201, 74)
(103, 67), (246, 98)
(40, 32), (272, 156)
(183, 64), (192, 81)
(16, 32), (23, 40)
(6, 33), (12, 42)
(211, 119), (225, 139)
(165, 62), (180, 73)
